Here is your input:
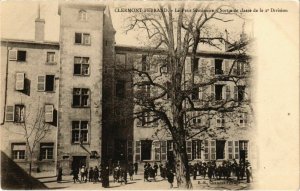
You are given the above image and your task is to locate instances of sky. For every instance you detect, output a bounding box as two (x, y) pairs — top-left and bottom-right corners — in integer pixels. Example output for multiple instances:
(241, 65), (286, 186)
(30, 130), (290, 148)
(1, 1), (251, 49)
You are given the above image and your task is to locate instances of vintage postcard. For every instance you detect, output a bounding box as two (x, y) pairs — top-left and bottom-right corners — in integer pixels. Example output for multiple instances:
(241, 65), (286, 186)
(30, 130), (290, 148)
(1, 0), (299, 190)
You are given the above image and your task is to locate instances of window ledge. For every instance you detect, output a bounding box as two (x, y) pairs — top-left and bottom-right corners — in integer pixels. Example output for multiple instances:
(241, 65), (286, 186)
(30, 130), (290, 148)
(74, 43), (91, 46)
(45, 62), (57, 65)
(73, 74), (90, 77)
(71, 106), (90, 108)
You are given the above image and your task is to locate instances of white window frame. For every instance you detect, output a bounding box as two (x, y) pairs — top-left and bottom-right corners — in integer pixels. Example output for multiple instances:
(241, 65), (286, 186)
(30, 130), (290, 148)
(74, 57), (90, 76)
(9, 50), (26, 61)
(72, 88), (90, 107)
(12, 143), (26, 160)
(71, 121), (89, 144)
(75, 33), (91, 45)
(239, 113), (248, 127)
(79, 10), (87, 21)
(40, 143), (54, 160)
(37, 75), (55, 92)
(46, 52), (56, 63)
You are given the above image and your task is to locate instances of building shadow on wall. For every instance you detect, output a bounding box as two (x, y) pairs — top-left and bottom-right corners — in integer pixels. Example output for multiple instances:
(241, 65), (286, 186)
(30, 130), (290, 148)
(1, 151), (48, 190)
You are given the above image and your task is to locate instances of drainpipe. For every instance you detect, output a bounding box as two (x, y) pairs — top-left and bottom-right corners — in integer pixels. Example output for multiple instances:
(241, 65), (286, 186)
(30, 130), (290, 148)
(1, 42), (12, 125)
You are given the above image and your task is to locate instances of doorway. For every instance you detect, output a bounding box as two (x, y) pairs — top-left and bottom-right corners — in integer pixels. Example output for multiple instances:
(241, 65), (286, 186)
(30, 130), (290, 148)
(216, 140), (226, 159)
(72, 156), (86, 171)
(141, 140), (152, 160)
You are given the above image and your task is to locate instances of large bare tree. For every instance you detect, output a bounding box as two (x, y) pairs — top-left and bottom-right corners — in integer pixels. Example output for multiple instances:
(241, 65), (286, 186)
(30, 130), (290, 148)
(123, 2), (252, 188)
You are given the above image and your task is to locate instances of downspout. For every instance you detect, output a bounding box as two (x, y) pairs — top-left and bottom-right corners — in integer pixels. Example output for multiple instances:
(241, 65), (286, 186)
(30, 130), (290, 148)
(1, 41), (11, 125)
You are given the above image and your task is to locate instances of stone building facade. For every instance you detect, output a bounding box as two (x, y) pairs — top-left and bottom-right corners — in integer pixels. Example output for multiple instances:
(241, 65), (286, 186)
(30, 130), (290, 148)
(1, 2), (256, 174)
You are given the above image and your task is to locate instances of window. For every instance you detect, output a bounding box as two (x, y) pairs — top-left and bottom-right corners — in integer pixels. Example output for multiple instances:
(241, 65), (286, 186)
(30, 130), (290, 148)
(72, 88), (90, 107)
(239, 113), (247, 127)
(216, 115), (225, 128)
(6, 105), (25, 122)
(37, 75), (55, 92)
(116, 80), (126, 98)
(142, 55), (150, 71)
(116, 54), (126, 69)
(46, 52), (56, 63)
(79, 10), (87, 21)
(237, 62), (245, 75)
(239, 140), (249, 161)
(74, 57), (90, 76)
(192, 140), (201, 159)
(191, 87), (199, 100)
(72, 121), (89, 143)
(45, 104), (54, 123)
(192, 58), (199, 73)
(216, 140), (226, 159)
(215, 59), (223, 75)
(15, 72), (25, 91)
(12, 143), (26, 160)
(75, 33), (90, 45)
(238, 86), (245, 102)
(9, 50), (26, 61)
(215, 85), (224, 100)
(40, 143), (54, 160)
(15, 105), (25, 123)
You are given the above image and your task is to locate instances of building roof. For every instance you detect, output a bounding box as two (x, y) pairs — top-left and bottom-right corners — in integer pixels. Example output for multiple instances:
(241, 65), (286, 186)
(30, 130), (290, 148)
(1, 38), (59, 47)
(115, 44), (244, 59)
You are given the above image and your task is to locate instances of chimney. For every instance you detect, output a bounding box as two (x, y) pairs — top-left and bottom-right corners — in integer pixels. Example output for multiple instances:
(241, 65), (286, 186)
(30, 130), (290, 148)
(35, 4), (45, 41)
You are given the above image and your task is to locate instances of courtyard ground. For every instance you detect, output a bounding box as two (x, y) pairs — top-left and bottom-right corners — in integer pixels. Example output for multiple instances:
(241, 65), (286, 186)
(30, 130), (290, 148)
(35, 172), (253, 190)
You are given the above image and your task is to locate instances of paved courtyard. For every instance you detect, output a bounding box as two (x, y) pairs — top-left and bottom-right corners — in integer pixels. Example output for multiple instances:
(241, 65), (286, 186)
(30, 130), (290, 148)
(36, 172), (253, 190)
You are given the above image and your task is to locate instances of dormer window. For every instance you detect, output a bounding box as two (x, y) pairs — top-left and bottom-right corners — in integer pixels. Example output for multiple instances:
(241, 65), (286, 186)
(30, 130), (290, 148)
(79, 10), (87, 21)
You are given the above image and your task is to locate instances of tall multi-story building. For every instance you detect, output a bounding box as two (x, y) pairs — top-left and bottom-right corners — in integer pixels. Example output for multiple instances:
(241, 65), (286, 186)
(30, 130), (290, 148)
(1, 2), (255, 174)
(1, 12), (60, 172)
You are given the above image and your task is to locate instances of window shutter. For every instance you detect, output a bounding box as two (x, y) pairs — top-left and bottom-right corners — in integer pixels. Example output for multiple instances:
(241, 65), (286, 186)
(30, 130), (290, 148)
(135, 141), (141, 162)
(161, 141), (167, 161)
(45, 105), (54, 123)
(210, 140), (216, 160)
(5, 106), (14, 121)
(226, 85), (231, 100)
(210, 59), (215, 77)
(234, 140), (239, 159)
(9, 50), (17, 61)
(228, 141), (233, 159)
(204, 140), (209, 160)
(234, 86), (238, 101)
(232, 61), (238, 75)
(222, 85), (226, 100)
(153, 140), (160, 161)
(37, 76), (45, 91)
(185, 57), (191, 74)
(186, 140), (192, 160)
(15, 73), (25, 91)
(198, 87), (203, 100)
(224, 60), (229, 75)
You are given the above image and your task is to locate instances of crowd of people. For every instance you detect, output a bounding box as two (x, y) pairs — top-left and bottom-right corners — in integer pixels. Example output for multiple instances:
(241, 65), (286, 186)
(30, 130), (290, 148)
(189, 159), (253, 183)
(69, 163), (110, 188)
(57, 159), (253, 188)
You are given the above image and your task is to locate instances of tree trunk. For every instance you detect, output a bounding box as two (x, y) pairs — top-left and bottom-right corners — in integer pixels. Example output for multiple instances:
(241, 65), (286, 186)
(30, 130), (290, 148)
(174, 144), (193, 189)
(29, 162), (32, 175)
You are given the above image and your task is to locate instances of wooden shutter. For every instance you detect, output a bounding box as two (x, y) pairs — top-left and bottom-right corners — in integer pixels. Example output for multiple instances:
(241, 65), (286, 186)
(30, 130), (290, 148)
(153, 141), (160, 161)
(234, 140), (239, 159)
(45, 105), (54, 123)
(37, 76), (45, 91)
(198, 87), (203, 100)
(161, 141), (167, 161)
(186, 140), (192, 160)
(210, 140), (216, 160)
(234, 86), (238, 101)
(204, 140), (209, 160)
(226, 85), (231, 100)
(9, 50), (17, 60)
(232, 61), (238, 75)
(228, 141), (233, 159)
(15, 73), (25, 91)
(5, 106), (14, 121)
(210, 59), (215, 77)
(135, 141), (141, 162)
(224, 60), (229, 75)
(222, 85), (226, 100)
(185, 57), (191, 74)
